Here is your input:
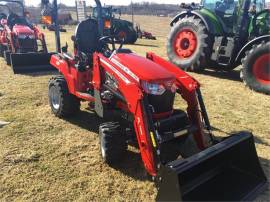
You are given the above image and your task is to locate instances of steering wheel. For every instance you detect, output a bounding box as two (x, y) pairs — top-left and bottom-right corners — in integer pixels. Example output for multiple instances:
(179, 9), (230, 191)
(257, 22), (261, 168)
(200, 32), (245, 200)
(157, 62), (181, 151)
(7, 13), (19, 28)
(99, 36), (124, 53)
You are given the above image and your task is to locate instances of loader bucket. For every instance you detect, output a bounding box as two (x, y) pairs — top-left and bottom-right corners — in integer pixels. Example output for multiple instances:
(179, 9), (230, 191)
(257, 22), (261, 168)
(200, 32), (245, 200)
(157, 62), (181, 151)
(156, 132), (267, 201)
(10, 52), (56, 74)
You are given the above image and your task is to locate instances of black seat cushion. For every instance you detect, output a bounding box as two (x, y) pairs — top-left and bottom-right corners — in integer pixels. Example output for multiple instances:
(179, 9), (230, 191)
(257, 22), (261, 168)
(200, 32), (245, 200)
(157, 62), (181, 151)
(75, 18), (100, 55)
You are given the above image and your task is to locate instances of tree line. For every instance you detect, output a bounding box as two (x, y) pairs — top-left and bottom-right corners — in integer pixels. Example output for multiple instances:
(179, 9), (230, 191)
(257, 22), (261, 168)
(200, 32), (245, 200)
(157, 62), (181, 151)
(27, 2), (185, 17)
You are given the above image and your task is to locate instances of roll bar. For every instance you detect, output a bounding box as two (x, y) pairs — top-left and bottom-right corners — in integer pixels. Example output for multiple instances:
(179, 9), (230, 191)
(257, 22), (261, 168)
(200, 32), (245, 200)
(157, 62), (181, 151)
(94, 0), (104, 36)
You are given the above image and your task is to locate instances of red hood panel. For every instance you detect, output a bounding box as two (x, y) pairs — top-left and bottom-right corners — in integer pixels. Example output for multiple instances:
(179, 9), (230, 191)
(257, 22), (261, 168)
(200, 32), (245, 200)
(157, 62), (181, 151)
(111, 53), (175, 82)
(13, 25), (34, 35)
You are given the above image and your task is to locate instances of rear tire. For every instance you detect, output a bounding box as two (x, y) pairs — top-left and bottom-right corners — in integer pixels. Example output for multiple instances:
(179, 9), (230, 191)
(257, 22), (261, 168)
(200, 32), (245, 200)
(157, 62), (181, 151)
(99, 122), (127, 165)
(116, 29), (137, 44)
(128, 31), (138, 44)
(241, 41), (270, 94)
(167, 16), (209, 71)
(48, 76), (80, 118)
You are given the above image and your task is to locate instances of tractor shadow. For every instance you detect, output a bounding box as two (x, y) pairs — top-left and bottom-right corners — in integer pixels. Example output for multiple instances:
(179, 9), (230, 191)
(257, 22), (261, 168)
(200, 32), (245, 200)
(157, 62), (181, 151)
(211, 126), (270, 147)
(66, 110), (102, 133)
(258, 157), (270, 199)
(18, 70), (59, 77)
(112, 149), (149, 181)
(253, 136), (270, 147)
(259, 157), (270, 177)
(198, 69), (242, 82)
(65, 110), (149, 181)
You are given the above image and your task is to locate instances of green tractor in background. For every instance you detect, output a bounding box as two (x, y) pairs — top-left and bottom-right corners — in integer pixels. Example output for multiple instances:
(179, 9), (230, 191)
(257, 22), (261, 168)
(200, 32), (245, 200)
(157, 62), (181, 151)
(167, 0), (270, 94)
(92, 6), (138, 44)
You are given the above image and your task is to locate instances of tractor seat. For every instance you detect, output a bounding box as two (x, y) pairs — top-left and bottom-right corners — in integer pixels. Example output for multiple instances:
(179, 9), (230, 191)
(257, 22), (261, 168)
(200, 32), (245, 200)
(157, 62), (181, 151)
(74, 18), (100, 57)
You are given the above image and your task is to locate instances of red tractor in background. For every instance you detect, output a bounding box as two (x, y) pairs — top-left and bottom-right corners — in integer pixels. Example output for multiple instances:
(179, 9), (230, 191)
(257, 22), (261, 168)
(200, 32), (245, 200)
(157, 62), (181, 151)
(136, 25), (157, 40)
(42, 0), (267, 201)
(0, 0), (54, 74)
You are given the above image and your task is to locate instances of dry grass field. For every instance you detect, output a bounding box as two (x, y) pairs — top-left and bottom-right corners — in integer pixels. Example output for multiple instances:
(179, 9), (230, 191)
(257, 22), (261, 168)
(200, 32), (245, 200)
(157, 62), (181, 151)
(0, 15), (269, 201)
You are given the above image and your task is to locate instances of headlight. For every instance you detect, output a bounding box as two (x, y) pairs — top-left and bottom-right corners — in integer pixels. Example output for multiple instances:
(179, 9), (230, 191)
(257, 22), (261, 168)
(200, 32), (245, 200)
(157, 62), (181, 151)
(141, 81), (166, 95)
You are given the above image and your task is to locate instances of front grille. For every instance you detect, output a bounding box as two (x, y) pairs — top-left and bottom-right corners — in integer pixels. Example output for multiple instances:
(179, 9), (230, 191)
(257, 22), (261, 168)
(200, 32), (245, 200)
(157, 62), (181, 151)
(148, 90), (175, 114)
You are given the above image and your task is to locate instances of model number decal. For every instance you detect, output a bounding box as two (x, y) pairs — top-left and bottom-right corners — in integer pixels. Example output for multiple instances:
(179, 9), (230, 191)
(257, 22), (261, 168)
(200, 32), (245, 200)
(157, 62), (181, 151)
(111, 58), (140, 82)
(100, 58), (131, 84)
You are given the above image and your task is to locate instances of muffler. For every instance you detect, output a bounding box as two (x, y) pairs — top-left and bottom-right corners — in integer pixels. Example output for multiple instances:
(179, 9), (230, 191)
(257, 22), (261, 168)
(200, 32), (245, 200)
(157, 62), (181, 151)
(156, 132), (267, 201)
(10, 52), (57, 74)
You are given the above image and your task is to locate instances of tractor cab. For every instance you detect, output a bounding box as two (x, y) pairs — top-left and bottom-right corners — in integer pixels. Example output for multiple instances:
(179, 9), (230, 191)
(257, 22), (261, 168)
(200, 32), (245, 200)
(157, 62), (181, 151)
(92, 5), (137, 44)
(92, 6), (114, 36)
(201, 0), (267, 34)
(201, 0), (238, 33)
(92, 6), (113, 19)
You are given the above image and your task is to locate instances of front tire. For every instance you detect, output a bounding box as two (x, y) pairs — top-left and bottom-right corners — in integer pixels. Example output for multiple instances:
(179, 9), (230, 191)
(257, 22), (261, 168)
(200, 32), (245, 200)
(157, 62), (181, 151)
(48, 76), (80, 118)
(4, 51), (11, 65)
(241, 41), (270, 94)
(99, 122), (127, 165)
(167, 16), (209, 71)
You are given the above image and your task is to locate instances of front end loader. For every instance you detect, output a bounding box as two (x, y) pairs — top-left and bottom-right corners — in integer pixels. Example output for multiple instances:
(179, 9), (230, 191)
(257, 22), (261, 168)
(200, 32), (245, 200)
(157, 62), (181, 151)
(0, 0), (54, 74)
(167, 0), (270, 94)
(45, 0), (267, 200)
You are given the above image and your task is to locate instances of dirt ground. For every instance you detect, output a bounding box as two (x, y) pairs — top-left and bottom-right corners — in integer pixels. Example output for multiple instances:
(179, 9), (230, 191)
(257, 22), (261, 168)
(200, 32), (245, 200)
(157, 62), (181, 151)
(0, 15), (269, 201)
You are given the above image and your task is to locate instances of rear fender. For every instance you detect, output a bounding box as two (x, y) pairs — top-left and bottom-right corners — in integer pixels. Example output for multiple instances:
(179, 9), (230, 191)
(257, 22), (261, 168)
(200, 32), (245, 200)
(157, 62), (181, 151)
(170, 11), (209, 30)
(235, 35), (270, 63)
(50, 54), (91, 95)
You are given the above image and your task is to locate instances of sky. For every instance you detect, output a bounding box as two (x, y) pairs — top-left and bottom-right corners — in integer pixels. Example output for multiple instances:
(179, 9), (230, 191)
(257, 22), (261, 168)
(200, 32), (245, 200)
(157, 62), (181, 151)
(25, 0), (200, 6)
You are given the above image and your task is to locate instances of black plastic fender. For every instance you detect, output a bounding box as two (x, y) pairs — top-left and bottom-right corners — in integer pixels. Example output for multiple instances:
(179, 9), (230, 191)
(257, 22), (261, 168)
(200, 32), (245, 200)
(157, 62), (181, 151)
(170, 10), (224, 35)
(235, 35), (270, 63)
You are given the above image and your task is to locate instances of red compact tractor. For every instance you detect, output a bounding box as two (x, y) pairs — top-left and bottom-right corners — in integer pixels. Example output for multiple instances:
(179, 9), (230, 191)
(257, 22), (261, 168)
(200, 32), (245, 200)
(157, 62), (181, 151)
(136, 25), (157, 40)
(0, 0), (54, 74)
(44, 0), (267, 200)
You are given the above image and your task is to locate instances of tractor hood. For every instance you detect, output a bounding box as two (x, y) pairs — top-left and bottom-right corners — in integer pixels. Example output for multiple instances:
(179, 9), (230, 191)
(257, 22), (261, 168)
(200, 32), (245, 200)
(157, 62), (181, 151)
(111, 53), (175, 83)
(13, 25), (35, 37)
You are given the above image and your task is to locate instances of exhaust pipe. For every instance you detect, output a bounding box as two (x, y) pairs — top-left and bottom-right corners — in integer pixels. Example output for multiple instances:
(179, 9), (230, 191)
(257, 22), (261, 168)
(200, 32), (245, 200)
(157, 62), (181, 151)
(156, 132), (267, 201)
(10, 52), (57, 74)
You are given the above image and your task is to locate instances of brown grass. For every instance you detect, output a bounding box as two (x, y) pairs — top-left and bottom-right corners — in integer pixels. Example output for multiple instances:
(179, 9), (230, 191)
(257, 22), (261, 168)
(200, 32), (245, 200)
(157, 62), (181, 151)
(0, 15), (269, 201)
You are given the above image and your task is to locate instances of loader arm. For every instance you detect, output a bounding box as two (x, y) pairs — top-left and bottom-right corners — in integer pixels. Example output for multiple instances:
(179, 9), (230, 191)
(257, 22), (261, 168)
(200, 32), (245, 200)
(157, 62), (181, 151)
(33, 26), (48, 53)
(146, 52), (206, 150)
(95, 54), (158, 176)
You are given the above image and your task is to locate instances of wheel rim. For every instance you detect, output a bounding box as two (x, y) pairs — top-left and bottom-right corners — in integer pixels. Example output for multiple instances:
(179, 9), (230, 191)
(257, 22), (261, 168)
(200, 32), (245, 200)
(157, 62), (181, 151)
(118, 31), (127, 40)
(252, 54), (270, 85)
(174, 29), (197, 58)
(50, 86), (60, 110)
